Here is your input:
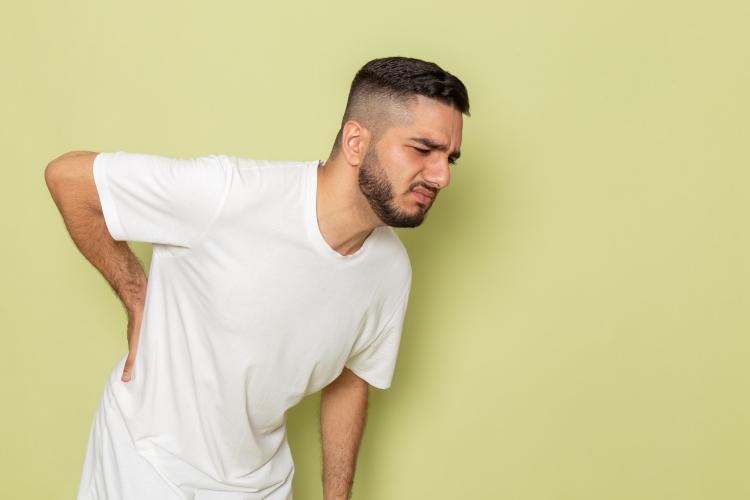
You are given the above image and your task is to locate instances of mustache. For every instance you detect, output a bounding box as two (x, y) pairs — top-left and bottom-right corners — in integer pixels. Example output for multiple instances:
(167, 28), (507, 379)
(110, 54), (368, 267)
(410, 182), (439, 196)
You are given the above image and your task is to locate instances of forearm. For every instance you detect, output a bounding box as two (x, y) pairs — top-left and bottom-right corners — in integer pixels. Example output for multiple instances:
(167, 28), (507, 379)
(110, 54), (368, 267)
(320, 369), (369, 500)
(45, 157), (147, 312)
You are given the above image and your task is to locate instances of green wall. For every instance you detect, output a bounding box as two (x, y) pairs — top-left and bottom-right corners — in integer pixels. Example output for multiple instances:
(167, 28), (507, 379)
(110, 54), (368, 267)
(3, 0), (748, 498)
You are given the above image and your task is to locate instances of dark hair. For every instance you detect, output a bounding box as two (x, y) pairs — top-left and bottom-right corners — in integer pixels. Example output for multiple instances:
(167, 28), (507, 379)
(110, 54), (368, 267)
(330, 56), (470, 155)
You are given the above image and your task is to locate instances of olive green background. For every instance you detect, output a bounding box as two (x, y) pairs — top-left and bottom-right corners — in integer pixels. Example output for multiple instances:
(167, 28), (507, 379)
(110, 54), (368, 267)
(2, 0), (748, 499)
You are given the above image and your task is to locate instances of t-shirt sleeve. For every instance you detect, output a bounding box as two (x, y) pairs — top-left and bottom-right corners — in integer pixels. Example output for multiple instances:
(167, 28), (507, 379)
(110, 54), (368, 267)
(92, 151), (233, 247)
(345, 282), (412, 390)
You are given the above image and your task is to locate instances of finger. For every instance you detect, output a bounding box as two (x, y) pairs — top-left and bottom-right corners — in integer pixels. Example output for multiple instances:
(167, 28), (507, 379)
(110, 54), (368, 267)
(123, 317), (142, 383)
(122, 352), (136, 382)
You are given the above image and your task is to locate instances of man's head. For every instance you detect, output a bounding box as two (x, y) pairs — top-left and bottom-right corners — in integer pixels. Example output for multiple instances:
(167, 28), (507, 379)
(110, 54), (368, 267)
(330, 56), (470, 228)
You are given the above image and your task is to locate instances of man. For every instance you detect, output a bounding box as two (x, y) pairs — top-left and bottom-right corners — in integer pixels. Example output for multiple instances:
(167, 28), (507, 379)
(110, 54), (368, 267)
(45, 56), (469, 500)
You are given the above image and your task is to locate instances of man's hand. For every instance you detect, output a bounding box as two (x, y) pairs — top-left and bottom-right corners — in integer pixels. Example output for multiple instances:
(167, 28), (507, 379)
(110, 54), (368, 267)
(320, 367), (369, 500)
(122, 302), (145, 382)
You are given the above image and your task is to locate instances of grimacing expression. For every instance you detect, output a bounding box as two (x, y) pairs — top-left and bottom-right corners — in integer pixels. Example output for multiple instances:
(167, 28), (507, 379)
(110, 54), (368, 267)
(357, 96), (463, 228)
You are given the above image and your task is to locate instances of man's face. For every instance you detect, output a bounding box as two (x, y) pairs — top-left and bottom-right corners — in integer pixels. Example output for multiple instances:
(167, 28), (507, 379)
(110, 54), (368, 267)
(358, 95), (463, 228)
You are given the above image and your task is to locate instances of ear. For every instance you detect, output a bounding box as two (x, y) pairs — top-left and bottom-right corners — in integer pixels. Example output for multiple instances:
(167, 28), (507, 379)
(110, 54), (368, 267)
(340, 119), (372, 167)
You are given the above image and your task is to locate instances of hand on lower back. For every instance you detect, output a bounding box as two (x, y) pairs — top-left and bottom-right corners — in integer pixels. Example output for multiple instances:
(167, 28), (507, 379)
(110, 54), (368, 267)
(122, 305), (144, 382)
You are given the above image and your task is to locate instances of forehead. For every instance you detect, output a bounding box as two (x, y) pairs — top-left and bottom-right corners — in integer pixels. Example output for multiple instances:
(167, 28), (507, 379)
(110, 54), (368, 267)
(394, 95), (463, 144)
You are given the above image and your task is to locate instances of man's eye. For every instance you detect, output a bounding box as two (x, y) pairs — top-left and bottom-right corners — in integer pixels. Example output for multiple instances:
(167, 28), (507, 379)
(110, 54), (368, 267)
(449, 158), (458, 166)
(414, 147), (430, 155)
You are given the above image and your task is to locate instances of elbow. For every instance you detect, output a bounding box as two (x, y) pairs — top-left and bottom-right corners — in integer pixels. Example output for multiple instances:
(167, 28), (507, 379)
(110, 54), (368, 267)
(45, 155), (74, 193)
(44, 150), (96, 191)
(44, 160), (63, 193)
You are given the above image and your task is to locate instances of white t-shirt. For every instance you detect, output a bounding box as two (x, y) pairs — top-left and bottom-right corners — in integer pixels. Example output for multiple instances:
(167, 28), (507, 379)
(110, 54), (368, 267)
(78, 151), (412, 499)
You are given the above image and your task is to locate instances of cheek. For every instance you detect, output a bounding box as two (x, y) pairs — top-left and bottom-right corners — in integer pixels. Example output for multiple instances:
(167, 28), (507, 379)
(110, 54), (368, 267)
(382, 151), (410, 185)
(396, 150), (425, 181)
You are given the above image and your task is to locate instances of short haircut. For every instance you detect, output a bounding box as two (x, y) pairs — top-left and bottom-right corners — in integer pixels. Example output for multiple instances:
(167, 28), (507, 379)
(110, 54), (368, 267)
(330, 56), (470, 156)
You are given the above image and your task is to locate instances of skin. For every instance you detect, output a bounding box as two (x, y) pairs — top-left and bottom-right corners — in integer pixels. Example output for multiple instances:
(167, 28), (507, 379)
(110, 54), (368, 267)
(44, 94), (464, 500)
(44, 151), (147, 384)
(316, 93), (464, 255)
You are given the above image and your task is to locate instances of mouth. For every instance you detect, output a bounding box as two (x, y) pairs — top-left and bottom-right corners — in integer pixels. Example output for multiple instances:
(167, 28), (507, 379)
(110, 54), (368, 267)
(412, 188), (434, 205)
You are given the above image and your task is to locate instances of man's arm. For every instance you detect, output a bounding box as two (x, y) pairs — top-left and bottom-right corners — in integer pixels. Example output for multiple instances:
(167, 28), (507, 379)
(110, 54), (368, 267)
(320, 367), (370, 500)
(44, 151), (148, 382)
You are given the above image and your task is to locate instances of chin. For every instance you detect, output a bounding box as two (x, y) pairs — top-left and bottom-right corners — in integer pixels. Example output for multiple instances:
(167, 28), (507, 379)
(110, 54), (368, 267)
(387, 206), (429, 228)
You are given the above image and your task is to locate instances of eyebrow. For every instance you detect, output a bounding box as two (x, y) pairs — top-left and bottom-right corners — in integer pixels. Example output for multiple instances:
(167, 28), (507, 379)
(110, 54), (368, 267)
(409, 137), (461, 161)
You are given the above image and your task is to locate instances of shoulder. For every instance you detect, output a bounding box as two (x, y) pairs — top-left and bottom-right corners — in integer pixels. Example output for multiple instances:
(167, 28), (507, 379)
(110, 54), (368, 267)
(216, 156), (315, 203)
(219, 155), (314, 176)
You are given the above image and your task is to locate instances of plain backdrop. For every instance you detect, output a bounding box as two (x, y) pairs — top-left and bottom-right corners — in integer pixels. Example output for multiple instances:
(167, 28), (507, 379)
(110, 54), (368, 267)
(2, 1), (748, 499)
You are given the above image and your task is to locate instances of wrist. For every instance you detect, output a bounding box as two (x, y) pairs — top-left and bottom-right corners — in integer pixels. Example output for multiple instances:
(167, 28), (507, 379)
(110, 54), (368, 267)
(126, 300), (145, 318)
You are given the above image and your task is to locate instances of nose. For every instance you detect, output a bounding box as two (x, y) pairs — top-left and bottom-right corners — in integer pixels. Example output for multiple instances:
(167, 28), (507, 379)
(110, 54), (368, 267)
(423, 156), (451, 190)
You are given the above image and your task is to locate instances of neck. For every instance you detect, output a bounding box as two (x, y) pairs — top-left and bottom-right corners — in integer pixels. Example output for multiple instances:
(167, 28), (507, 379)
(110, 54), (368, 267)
(315, 155), (384, 256)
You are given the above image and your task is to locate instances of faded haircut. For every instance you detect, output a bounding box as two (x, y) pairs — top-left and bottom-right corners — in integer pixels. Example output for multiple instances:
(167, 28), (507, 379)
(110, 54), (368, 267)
(330, 56), (470, 157)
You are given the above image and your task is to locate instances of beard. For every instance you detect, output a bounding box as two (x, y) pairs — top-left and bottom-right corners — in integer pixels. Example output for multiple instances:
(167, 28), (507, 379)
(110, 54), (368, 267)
(357, 146), (434, 228)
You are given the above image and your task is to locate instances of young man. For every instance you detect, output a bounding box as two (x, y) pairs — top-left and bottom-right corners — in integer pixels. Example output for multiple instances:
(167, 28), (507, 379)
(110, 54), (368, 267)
(45, 56), (469, 500)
